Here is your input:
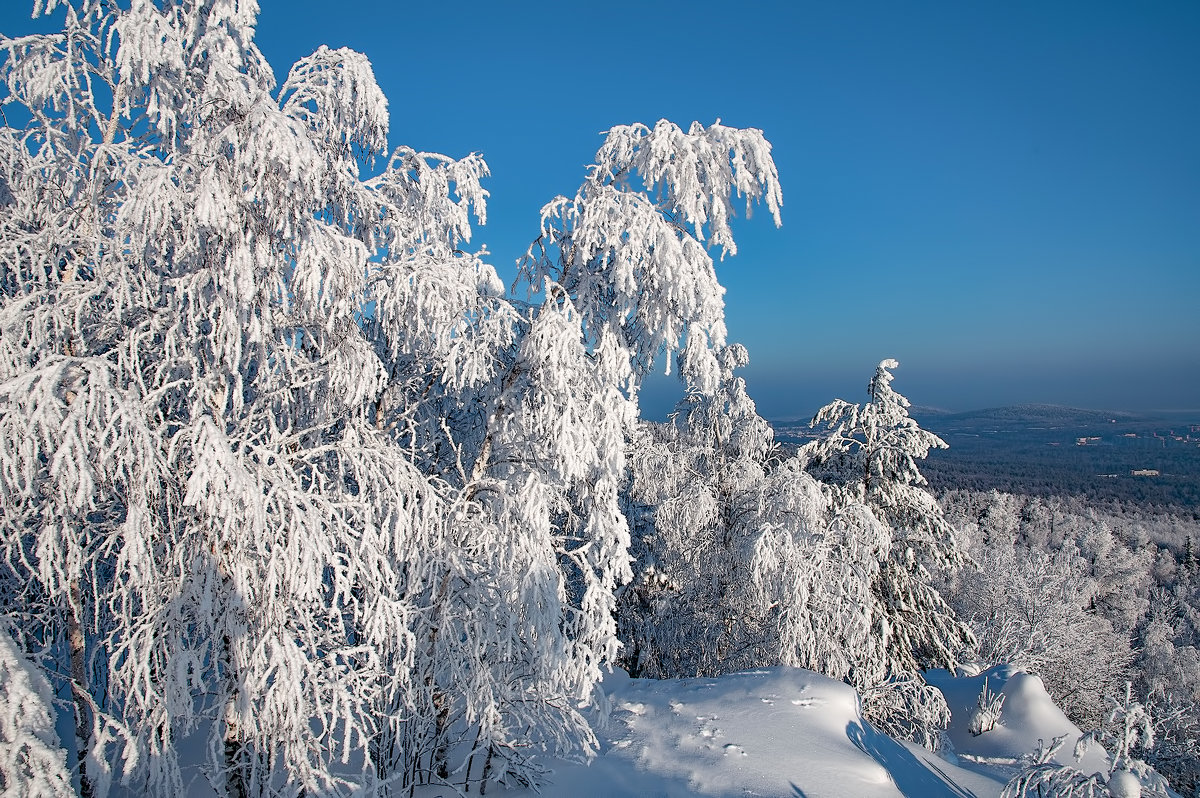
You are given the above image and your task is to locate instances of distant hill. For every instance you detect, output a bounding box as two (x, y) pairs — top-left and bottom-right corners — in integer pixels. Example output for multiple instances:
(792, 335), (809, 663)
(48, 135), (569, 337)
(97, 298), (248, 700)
(771, 404), (1200, 514)
(911, 403), (1149, 428)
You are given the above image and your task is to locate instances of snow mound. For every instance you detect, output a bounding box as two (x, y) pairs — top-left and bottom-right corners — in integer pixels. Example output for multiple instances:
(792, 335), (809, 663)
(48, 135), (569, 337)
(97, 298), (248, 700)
(927, 664), (1110, 779)
(508, 667), (1003, 798)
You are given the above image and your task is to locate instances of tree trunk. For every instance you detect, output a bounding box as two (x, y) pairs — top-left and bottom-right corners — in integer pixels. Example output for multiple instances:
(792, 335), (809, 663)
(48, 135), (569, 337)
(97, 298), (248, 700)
(424, 572), (453, 784)
(223, 722), (247, 798)
(222, 635), (248, 798)
(67, 579), (94, 798)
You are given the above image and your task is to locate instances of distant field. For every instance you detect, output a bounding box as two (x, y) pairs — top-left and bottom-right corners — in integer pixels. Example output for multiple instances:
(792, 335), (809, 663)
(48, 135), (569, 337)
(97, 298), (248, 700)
(774, 404), (1200, 515)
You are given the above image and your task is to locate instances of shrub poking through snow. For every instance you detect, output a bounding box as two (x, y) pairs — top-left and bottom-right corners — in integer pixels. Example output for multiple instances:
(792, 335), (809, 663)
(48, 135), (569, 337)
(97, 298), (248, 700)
(968, 677), (1007, 736)
(1001, 735), (1109, 798)
(1004, 684), (1173, 798)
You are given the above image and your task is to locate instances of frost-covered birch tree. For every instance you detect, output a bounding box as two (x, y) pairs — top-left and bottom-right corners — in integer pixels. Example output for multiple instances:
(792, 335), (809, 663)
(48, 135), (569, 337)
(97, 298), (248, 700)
(510, 117), (783, 675)
(381, 117), (784, 791)
(0, 1), (790, 795)
(0, 0), (497, 793)
(516, 117), (782, 401)
(505, 119), (783, 685)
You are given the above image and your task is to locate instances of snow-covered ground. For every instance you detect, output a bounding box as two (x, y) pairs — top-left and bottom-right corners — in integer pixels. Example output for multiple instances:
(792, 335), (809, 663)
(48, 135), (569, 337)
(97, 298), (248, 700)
(495, 665), (1178, 798)
(10, 655), (1178, 796)
(502, 667), (1002, 798)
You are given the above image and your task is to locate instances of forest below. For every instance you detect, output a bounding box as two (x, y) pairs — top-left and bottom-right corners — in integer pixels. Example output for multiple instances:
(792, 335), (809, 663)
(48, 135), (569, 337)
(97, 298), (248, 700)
(779, 404), (1200, 513)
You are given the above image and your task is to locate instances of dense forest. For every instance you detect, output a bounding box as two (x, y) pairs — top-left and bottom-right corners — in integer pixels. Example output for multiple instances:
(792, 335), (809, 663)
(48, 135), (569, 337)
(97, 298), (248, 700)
(919, 407), (1200, 513)
(937, 489), (1200, 794)
(0, 2), (1194, 797)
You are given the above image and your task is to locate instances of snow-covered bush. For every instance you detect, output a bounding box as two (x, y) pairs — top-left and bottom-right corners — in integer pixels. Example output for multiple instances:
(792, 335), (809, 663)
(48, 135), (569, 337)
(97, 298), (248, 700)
(1003, 685), (1174, 798)
(1001, 736), (1110, 798)
(0, 622), (72, 797)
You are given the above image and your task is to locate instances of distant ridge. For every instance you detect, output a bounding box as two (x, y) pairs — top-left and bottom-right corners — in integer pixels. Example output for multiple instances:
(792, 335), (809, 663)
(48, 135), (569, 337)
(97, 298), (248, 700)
(910, 403), (1149, 425)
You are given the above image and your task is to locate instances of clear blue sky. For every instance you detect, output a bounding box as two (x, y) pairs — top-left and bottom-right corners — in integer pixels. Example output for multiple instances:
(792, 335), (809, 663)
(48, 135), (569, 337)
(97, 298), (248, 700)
(4, 1), (1198, 417)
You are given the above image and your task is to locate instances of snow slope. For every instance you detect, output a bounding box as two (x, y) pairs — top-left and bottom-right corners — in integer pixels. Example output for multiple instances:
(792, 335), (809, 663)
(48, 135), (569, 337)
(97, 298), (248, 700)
(498, 664), (1177, 798)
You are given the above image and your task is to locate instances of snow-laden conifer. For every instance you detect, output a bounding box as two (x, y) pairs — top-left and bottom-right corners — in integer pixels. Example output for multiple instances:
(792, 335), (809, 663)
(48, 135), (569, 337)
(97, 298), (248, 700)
(800, 359), (972, 673)
(796, 359), (969, 741)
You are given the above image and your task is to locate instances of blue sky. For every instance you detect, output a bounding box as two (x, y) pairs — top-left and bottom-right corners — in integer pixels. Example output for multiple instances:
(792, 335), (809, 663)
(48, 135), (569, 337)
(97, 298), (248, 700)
(4, 1), (1197, 417)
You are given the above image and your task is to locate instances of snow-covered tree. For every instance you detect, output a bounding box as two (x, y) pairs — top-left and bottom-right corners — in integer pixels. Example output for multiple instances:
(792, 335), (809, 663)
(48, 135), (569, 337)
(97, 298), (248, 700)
(618, 343), (777, 678)
(0, 0), (499, 792)
(512, 118), (783, 679)
(0, 1), (788, 794)
(516, 117), (782, 391)
(800, 361), (972, 673)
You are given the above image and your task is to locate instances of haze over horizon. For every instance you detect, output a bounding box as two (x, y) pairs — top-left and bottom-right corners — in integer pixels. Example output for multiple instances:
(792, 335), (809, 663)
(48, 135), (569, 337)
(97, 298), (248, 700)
(4, 0), (1195, 417)
(637, 362), (1200, 424)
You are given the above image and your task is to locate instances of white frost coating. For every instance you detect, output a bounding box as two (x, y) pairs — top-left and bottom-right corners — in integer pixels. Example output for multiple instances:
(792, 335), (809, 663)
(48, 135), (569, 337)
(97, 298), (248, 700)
(592, 119), (783, 257)
(0, 623), (73, 797)
(518, 118), (782, 382)
(2, 0), (525, 793)
(797, 360), (969, 742)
